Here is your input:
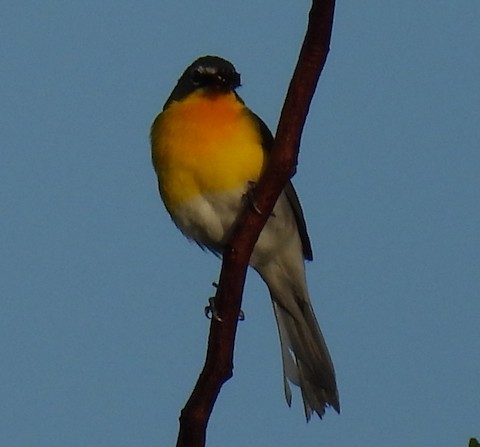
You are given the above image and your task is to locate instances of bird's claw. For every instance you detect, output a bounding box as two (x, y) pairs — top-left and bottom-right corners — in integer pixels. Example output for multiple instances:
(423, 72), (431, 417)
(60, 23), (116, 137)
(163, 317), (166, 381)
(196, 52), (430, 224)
(244, 181), (262, 215)
(204, 297), (246, 322)
(205, 297), (223, 322)
(243, 181), (276, 217)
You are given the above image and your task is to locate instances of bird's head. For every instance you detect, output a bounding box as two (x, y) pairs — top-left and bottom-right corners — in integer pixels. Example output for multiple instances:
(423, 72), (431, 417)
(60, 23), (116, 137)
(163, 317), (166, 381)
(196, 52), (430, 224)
(164, 55), (241, 108)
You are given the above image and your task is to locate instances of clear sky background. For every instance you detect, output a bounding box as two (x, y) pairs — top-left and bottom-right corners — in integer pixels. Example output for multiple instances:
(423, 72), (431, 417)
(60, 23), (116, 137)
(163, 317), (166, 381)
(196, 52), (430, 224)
(1, 1), (479, 446)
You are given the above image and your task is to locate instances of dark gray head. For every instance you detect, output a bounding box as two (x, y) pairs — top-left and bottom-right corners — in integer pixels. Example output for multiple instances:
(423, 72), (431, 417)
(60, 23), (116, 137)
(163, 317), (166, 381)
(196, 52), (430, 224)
(163, 55), (242, 109)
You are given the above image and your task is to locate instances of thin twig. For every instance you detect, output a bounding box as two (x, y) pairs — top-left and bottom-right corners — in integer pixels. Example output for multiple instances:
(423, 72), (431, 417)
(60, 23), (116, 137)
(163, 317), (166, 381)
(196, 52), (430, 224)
(175, 1), (336, 445)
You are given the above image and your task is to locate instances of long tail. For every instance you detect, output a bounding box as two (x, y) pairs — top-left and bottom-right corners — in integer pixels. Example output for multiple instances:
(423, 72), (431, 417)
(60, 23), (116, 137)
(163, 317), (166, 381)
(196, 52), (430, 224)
(251, 191), (340, 419)
(271, 296), (339, 420)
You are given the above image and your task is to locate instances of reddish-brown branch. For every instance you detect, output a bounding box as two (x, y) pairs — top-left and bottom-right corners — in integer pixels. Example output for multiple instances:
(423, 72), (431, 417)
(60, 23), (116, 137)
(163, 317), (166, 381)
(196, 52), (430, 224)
(175, 1), (335, 446)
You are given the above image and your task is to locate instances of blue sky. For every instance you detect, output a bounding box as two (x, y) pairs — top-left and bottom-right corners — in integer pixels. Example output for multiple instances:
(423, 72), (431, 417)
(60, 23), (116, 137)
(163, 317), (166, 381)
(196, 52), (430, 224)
(1, 1), (479, 446)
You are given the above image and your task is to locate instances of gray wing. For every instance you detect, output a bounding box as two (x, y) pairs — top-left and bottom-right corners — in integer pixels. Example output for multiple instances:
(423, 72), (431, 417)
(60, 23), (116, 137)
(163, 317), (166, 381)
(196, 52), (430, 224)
(249, 108), (313, 261)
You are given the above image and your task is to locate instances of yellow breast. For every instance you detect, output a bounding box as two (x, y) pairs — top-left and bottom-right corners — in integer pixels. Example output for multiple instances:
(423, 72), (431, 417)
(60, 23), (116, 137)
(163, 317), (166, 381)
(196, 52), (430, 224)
(151, 90), (266, 211)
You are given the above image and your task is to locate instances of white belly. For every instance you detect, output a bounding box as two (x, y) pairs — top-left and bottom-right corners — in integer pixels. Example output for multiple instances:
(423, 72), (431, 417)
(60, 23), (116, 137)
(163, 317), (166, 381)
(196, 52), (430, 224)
(169, 186), (304, 269)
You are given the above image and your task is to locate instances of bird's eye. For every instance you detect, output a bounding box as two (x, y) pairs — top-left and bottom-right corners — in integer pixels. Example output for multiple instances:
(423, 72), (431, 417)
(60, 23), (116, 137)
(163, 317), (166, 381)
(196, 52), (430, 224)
(191, 68), (203, 85)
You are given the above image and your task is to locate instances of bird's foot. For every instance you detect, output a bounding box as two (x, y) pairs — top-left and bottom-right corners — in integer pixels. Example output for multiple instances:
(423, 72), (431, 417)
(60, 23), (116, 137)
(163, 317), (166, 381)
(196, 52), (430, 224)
(204, 284), (245, 321)
(243, 181), (276, 217)
(204, 296), (223, 322)
(243, 181), (262, 215)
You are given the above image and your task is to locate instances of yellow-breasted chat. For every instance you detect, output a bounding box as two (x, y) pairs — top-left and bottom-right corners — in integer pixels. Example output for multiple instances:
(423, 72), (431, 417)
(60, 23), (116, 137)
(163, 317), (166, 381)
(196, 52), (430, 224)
(151, 55), (339, 419)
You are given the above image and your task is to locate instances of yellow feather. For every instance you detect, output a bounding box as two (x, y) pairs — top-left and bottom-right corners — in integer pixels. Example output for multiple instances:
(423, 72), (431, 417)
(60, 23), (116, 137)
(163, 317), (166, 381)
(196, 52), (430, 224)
(151, 90), (266, 211)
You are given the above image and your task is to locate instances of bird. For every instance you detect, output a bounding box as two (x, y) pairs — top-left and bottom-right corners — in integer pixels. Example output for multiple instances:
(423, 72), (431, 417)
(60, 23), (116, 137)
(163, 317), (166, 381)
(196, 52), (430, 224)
(150, 55), (339, 420)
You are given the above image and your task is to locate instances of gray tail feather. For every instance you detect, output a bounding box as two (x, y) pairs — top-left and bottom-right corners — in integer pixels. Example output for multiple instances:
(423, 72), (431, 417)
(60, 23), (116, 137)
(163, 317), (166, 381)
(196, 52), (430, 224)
(272, 299), (340, 420)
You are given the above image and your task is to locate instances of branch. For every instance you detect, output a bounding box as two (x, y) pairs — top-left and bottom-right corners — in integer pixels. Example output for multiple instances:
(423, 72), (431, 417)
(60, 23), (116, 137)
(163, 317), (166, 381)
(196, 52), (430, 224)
(175, 1), (336, 446)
